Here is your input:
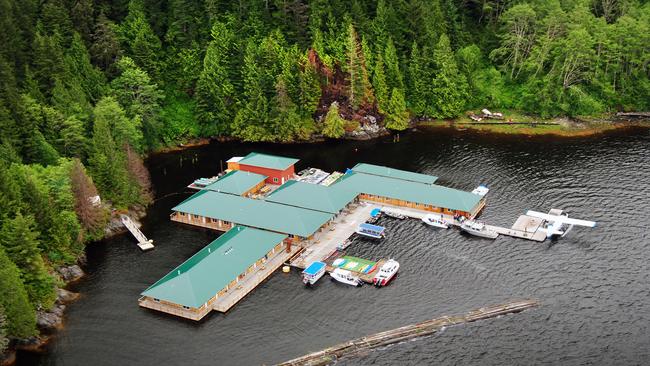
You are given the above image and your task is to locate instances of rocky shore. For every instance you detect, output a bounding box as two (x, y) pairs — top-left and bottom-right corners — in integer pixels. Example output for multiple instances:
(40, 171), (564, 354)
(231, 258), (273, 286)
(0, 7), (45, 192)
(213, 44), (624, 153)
(2, 206), (147, 365)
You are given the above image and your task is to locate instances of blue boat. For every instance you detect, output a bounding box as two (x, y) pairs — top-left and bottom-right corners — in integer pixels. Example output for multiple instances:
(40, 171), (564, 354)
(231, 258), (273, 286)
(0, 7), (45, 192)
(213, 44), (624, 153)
(356, 223), (386, 239)
(302, 261), (326, 286)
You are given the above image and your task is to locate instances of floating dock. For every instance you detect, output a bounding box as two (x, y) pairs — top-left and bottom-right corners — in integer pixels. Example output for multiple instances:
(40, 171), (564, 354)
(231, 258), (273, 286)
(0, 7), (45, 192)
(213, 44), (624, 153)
(276, 299), (540, 366)
(121, 214), (154, 251)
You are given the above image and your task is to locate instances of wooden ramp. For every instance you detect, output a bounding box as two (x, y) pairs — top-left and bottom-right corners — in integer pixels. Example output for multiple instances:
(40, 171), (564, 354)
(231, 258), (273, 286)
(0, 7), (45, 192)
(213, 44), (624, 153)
(120, 214), (154, 251)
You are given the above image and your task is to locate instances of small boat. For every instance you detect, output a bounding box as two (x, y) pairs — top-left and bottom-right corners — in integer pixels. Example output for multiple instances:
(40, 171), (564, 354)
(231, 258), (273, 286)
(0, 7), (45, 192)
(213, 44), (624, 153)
(460, 220), (499, 239)
(421, 214), (449, 229)
(337, 239), (352, 251)
(472, 184), (489, 196)
(356, 223), (385, 239)
(187, 176), (219, 190)
(302, 261), (326, 286)
(373, 259), (399, 287)
(382, 209), (406, 220)
(330, 268), (364, 287)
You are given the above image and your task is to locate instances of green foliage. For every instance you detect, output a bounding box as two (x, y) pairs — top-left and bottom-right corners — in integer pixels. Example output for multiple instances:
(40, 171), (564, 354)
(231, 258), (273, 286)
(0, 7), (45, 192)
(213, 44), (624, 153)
(0, 246), (36, 338)
(431, 34), (468, 118)
(0, 213), (56, 309)
(322, 102), (345, 138)
(385, 88), (409, 130)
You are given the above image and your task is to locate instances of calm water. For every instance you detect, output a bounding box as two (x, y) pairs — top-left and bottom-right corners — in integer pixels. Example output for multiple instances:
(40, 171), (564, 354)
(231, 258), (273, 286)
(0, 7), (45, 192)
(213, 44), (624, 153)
(20, 128), (650, 365)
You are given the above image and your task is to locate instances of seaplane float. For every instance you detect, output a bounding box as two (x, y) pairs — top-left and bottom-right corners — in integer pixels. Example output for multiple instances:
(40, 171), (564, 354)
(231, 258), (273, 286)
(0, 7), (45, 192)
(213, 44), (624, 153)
(526, 209), (596, 239)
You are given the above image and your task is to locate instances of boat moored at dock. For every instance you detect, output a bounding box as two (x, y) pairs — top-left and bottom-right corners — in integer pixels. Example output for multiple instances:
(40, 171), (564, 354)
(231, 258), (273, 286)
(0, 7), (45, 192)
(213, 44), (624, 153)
(381, 208), (406, 220)
(472, 184), (489, 196)
(356, 223), (386, 239)
(460, 220), (499, 239)
(373, 259), (399, 287)
(422, 214), (449, 229)
(302, 261), (326, 286)
(330, 268), (364, 287)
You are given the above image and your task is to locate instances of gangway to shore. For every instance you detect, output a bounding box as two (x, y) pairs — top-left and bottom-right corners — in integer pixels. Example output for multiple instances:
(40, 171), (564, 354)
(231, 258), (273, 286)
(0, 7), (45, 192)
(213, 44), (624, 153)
(121, 214), (154, 251)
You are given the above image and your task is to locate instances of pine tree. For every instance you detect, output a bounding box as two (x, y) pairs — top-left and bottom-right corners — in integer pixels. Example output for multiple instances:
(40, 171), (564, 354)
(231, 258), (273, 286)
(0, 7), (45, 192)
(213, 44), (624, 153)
(0, 246), (36, 338)
(372, 52), (389, 113)
(384, 38), (404, 92)
(322, 102), (345, 138)
(298, 53), (322, 118)
(408, 42), (428, 116)
(90, 12), (122, 76)
(195, 20), (236, 135)
(70, 158), (105, 234)
(111, 57), (163, 149)
(385, 88), (409, 130)
(431, 34), (468, 118)
(119, 0), (162, 79)
(345, 24), (373, 109)
(0, 213), (56, 309)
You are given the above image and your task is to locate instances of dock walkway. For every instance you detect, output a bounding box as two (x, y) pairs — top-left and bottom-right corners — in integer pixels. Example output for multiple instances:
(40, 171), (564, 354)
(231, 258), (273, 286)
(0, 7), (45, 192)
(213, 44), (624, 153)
(213, 245), (302, 312)
(291, 203), (375, 269)
(121, 214), (154, 250)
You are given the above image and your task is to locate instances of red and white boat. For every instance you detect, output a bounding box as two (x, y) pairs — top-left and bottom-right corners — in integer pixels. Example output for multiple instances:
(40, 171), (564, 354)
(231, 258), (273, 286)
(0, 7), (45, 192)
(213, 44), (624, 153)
(372, 259), (399, 287)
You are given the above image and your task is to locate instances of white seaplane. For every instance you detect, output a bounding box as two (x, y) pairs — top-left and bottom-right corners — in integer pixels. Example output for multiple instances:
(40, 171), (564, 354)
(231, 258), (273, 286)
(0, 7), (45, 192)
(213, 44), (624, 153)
(526, 209), (596, 239)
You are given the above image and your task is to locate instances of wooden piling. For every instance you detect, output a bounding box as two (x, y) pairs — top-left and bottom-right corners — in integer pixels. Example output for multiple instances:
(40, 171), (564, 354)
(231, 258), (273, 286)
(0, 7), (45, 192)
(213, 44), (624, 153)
(276, 299), (539, 366)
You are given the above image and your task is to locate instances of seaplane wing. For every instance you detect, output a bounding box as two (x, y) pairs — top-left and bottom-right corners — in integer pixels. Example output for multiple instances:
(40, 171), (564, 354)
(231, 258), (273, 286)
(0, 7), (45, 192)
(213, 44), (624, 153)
(526, 211), (596, 227)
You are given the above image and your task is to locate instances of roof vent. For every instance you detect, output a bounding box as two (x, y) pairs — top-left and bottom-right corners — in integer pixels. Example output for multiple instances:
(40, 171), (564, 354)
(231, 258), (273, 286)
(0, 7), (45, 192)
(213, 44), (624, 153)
(224, 247), (233, 255)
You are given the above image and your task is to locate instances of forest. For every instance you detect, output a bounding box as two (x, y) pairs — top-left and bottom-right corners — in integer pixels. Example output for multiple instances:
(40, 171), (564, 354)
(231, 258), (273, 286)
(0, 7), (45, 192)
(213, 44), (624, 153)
(0, 0), (649, 350)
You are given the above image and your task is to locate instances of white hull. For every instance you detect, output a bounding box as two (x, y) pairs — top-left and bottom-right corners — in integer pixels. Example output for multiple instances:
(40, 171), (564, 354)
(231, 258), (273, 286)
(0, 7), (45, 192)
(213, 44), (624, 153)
(460, 221), (499, 239)
(303, 271), (324, 286)
(330, 269), (363, 287)
(373, 259), (400, 287)
(421, 214), (449, 229)
(355, 230), (383, 239)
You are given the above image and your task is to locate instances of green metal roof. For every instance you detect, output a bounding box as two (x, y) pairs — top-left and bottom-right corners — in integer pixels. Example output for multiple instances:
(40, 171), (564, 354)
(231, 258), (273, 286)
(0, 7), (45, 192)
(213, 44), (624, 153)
(238, 152), (299, 171)
(266, 180), (359, 214)
(203, 170), (267, 195)
(334, 172), (481, 213)
(173, 190), (333, 237)
(141, 226), (286, 308)
(352, 163), (438, 184)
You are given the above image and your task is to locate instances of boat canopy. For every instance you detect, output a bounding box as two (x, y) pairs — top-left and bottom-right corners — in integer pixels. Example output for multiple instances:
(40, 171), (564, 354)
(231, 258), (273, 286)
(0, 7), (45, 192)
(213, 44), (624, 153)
(359, 223), (385, 235)
(302, 261), (326, 276)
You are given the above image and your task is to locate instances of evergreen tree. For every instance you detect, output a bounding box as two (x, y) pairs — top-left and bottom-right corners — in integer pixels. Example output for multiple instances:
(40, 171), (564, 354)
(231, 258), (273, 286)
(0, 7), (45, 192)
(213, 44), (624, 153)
(0, 246), (36, 338)
(119, 0), (162, 79)
(407, 42), (428, 116)
(111, 57), (163, 149)
(322, 102), (345, 138)
(385, 87), (409, 130)
(0, 213), (56, 309)
(383, 38), (403, 92)
(372, 52), (389, 113)
(195, 20), (236, 135)
(431, 34), (467, 118)
(90, 12), (122, 76)
(345, 24), (373, 109)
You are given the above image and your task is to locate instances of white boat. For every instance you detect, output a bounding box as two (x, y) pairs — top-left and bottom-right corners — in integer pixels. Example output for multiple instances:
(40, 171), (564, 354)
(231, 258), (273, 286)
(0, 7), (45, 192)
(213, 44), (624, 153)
(472, 185), (489, 196)
(302, 261), (326, 286)
(330, 268), (364, 287)
(421, 214), (449, 229)
(382, 209), (406, 220)
(460, 220), (499, 239)
(373, 259), (399, 287)
(356, 223), (385, 239)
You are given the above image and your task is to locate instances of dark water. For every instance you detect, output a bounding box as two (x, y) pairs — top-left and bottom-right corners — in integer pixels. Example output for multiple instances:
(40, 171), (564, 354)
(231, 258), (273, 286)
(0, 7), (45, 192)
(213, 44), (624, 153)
(20, 128), (650, 365)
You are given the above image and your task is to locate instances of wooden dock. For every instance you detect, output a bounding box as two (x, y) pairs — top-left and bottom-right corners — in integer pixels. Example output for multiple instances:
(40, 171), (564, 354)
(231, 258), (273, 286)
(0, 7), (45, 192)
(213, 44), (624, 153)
(276, 299), (540, 366)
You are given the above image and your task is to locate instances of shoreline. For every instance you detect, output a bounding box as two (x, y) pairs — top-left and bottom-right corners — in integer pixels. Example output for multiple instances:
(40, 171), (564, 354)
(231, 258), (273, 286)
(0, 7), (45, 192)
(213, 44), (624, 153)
(2, 206), (148, 366)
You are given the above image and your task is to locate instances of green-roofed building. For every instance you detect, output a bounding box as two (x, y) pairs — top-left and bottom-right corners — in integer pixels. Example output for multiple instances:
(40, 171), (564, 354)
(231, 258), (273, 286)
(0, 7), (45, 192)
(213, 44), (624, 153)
(352, 163), (438, 184)
(139, 226), (287, 320)
(266, 180), (359, 214)
(171, 190), (333, 239)
(237, 152), (299, 185)
(203, 170), (267, 196)
(334, 172), (484, 217)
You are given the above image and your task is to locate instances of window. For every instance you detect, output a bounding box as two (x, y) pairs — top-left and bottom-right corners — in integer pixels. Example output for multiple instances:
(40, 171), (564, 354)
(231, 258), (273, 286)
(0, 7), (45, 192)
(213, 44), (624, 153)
(273, 177), (279, 183)
(154, 298), (160, 302)
(182, 305), (190, 310)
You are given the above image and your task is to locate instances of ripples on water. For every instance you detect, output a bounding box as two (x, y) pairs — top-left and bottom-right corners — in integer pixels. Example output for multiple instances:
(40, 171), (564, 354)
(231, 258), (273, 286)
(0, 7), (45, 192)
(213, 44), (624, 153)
(21, 129), (650, 365)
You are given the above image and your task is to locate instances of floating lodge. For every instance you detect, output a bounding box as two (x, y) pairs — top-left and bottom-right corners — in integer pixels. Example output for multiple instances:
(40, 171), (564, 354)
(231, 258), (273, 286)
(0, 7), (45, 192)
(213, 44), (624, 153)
(139, 152), (486, 320)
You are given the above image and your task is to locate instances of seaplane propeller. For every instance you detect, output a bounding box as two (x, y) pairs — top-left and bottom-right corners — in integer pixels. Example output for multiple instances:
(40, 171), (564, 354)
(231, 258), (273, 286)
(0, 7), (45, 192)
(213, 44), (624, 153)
(526, 210), (596, 239)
